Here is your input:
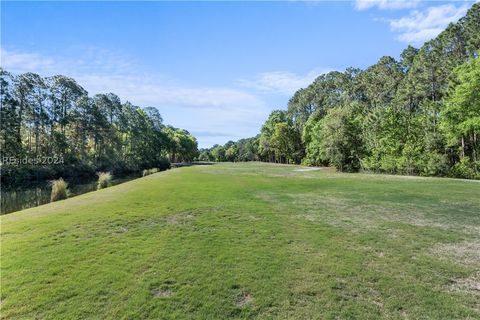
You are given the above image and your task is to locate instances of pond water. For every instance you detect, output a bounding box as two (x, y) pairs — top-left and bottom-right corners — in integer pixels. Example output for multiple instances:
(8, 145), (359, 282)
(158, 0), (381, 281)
(1, 173), (142, 215)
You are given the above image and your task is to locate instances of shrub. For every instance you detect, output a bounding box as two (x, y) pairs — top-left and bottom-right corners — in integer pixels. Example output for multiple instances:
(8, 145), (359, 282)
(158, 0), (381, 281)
(421, 152), (449, 177)
(380, 155), (399, 174)
(97, 172), (113, 190)
(450, 157), (476, 179)
(51, 178), (68, 202)
(142, 168), (159, 176)
(157, 160), (171, 171)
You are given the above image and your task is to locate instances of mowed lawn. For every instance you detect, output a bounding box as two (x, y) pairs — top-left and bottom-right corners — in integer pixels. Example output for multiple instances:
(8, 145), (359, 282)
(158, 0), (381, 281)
(1, 163), (479, 319)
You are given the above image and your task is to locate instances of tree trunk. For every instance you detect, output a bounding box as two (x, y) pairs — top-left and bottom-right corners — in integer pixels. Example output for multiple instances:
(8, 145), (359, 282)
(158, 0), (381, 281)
(473, 132), (477, 172)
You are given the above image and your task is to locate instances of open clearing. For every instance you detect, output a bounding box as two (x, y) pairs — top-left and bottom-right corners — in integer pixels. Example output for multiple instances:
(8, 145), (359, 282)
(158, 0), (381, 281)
(1, 162), (479, 319)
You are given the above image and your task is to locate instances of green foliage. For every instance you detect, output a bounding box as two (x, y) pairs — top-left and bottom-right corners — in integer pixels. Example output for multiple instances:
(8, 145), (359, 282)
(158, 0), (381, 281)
(163, 126), (198, 163)
(421, 152), (450, 177)
(441, 57), (480, 176)
(97, 172), (112, 190)
(210, 144), (226, 162)
(225, 144), (238, 162)
(252, 110), (302, 164)
(450, 157), (477, 179)
(198, 137), (260, 162)
(0, 69), (197, 186)
(302, 113), (326, 166)
(50, 178), (68, 202)
(316, 104), (364, 172)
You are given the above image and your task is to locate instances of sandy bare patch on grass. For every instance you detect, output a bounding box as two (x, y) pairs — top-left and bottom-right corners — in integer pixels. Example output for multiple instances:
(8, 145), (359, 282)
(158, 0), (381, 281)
(448, 272), (480, 297)
(151, 288), (173, 298)
(287, 192), (480, 234)
(294, 167), (322, 172)
(431, 241), (480, 265)
(398, 216), (480, 234)
(236, 292), (253, 307)
(112, 226), (128, 234)
(166, 212), (196, 225)
(455, 275), (480, 292)
(291, 194), (380, 230)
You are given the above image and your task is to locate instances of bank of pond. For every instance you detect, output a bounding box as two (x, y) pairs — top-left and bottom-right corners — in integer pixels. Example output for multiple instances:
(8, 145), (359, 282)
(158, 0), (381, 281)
(1, 171), (144, 215)
(1, 162), (216, 215)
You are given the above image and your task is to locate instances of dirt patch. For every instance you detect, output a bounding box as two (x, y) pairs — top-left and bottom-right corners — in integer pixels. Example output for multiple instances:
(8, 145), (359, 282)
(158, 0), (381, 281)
(292, 194), (380, 230)
(294, 167), (322, 172)
(166, 212), (196, 225)
(151, 288), (173, 298)
(449, 272), (480, 296)
(113, 226), (128, 234)
(289, 192), (480, 234)
(456, 276), (480, 292)
(236, 292), (253, 307)
(431, 241), (480, 265)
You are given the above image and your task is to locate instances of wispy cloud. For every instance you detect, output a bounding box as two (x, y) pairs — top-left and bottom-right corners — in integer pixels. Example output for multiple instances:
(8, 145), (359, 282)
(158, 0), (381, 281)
(389, 3), (470, 43)
(238, 69), (330, 96)
(355, 0), (420, 11)
(0, 47), (271, 147)
(1, 47), (137, 78)
(0, 49), (56, 72)
(75, 73), (266, 110)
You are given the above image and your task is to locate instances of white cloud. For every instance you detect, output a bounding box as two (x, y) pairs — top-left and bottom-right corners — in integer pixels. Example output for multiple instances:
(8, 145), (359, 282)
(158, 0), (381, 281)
(389, 3), (470, 43)
(0, 49), (56, 72)
(355, 0), (420, 11)
(238, 69), (330, 96)
(0, 47), (271, 147)
(75, 73), (266, 110)
(0, 47), (137, 78)
(0, 48), (265, 109)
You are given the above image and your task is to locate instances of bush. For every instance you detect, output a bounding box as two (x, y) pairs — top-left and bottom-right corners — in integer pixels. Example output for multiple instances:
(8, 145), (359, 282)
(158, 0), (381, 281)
(449, 157), (476, 179)
(51, 178), (68, 202)
(142, 168), (160, 176)
(421, 152), (449, 177)
(156, 159), (171, 171)
(97, 172), (113, 190)
(379, 155), (399, 174)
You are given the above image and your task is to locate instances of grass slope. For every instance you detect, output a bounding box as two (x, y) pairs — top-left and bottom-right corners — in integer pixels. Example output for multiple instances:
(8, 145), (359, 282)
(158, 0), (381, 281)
(1, 163), (479, 319)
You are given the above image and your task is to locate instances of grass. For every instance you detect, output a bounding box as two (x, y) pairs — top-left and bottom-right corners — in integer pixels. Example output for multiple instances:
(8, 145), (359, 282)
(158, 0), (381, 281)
(1, 162), (479, 319)
(50, 178), (68, 202)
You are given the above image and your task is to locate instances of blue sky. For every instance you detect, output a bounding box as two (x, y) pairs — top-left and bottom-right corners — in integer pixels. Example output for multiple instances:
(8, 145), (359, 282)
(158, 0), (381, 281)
(1, 0), (476, 148)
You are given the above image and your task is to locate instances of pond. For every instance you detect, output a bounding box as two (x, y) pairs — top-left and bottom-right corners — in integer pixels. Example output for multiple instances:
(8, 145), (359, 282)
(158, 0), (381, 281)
(1, 172), (143, 215)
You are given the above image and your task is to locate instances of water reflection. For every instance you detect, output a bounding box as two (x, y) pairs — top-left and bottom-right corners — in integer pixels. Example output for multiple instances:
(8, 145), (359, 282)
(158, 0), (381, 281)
(1, 173), (142, 215)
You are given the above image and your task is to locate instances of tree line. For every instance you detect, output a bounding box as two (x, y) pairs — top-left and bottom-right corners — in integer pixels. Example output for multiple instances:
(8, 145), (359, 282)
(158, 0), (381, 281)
(199, 3), (480, 179)
(0, 70), (198, 186)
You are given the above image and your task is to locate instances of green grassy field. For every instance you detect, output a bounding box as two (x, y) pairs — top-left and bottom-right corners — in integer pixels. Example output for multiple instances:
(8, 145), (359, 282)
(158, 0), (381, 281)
(1, 162), (479, 319)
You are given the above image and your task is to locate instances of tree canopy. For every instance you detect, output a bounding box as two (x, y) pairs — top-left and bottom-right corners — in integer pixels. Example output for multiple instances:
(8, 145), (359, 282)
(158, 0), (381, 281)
(0, 70), (198, 185)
